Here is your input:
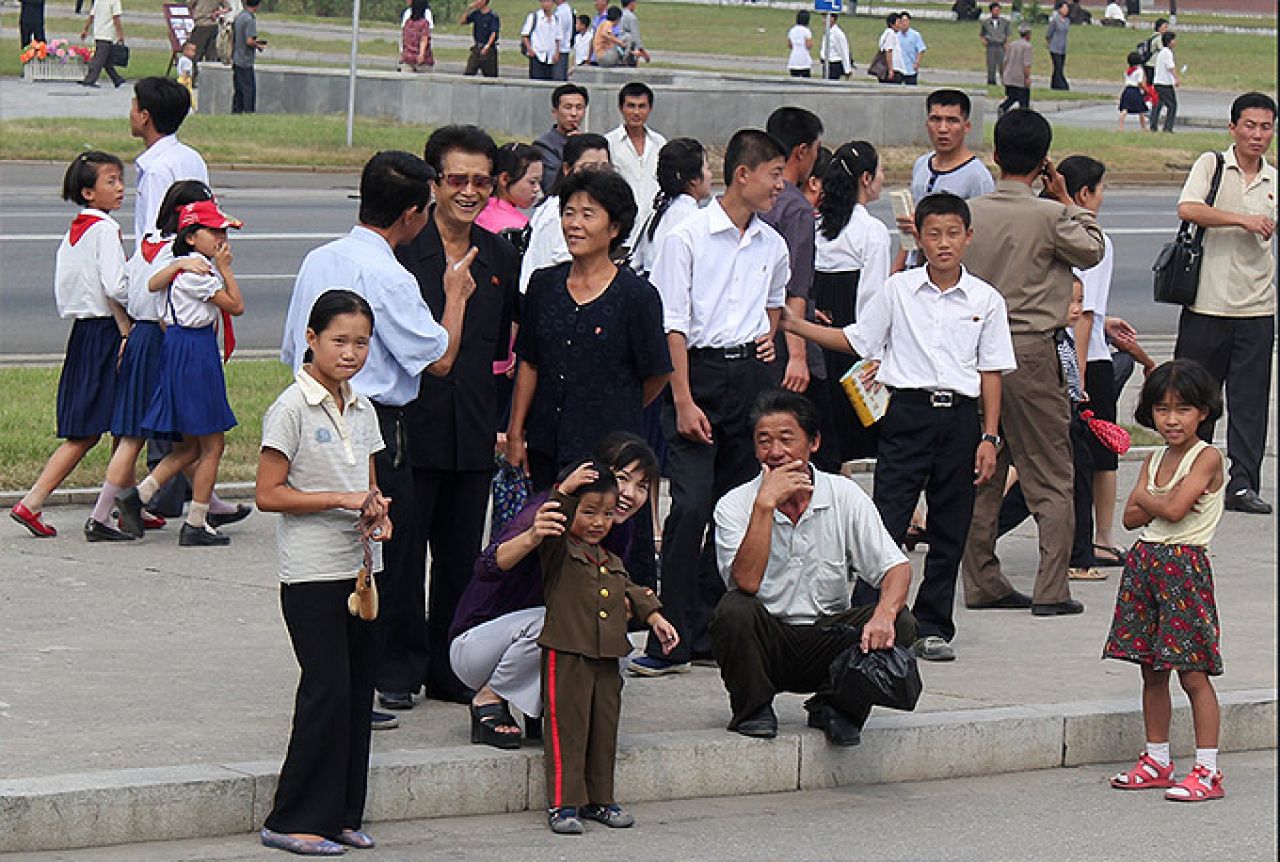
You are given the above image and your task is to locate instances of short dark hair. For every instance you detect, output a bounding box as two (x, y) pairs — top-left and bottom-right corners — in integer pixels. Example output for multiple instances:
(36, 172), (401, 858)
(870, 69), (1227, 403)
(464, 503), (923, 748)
(724, 129), (786, 182)
(765, 107), (823, 156)
(1231, 92), (1277, 124)
(914, 191), (971, 231)
(556, 459), (620, 499)
(423, 124), (499, 178)
(618, 81), (654, 108)
(796, 10), (810, 26)
(1154, 17), (1168, 30)
(993, 109), (1052, 176)
(750, 389), (820, 442)
(885, 12), (900, 26)
(552, 83), (590, 108)
(606, 6), (622, 22)
(989, 2), (1001, 10)
(926, 89), (972, 119)
(244, 0), (261, 7)
(900, 11), (912, 20)
(592, 432), (659, 489)
(1134, 359), (1223, 429)
(302, 289), (375, 363)
(576, 13), (591, 27)
(1057, 155), (1106, 200)
(551, 132), (611, 197)
(134, 77), (192, 136)
(1161, 31), (1176, 47)
(61, 151), (123, 206)
(155, 179), (214, 235)
(557, 167), (637, 253)
(358, 151), (434, 229)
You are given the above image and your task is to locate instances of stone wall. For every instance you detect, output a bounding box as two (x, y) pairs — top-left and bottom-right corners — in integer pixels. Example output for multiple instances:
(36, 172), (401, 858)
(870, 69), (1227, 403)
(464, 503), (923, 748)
(200, 64), (984, 150)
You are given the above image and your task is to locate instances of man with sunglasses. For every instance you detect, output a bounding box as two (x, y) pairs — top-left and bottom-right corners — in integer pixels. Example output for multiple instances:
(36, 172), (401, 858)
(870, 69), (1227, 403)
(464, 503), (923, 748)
(376, 125), (521, 710)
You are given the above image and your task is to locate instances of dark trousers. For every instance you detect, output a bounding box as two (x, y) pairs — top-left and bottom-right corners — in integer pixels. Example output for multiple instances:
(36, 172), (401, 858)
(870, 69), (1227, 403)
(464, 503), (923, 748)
(999, 85), (1030, 113)
(528, 57), (555, 79)
(789, 68), (811, 78)
(232, 64), (256, 113)
(647, 351), (770, 663)
(901, 73), (918, 85)
(986, 43), (1005, 84)
(83, 39), (123, 86)
(826, 61), (845, 80)
(709, 590), (916, 728)
(464, 45), (498, 77)
(542, 649), (622, 809)
(1175, 310), (1275, 495)
(370, 405), (420, 694)
(1152, 84), (1177, 132)
(264, 579), (375, 837)
(999, 411), (1096, 569)
(189, 24), (219, 61)
(1049, 51), (1069, 90)
(552, 54), (568, 80)
(379, 467), (491, 700)
(853, 392), (979, 642)
(19, 8), (45, 47)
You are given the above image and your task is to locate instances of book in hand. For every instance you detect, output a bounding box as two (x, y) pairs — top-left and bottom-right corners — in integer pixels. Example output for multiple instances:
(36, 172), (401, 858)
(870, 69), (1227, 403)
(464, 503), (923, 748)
(839, 359), (890, 427)
(890, 189), (916, 251)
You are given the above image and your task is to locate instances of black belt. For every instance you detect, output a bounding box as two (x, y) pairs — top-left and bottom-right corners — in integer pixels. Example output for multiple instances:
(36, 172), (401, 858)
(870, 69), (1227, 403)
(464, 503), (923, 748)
(889, 388), (976, 408)
(690, 343), (756, 361)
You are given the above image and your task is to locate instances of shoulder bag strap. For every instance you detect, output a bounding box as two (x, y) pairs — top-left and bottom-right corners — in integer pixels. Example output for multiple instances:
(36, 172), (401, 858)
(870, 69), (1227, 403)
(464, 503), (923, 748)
(1183, 152), (1225, 249)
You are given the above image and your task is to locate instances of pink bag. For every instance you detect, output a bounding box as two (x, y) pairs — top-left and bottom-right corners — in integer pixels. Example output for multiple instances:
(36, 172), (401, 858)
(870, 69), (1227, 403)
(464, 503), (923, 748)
(1080, 409), (1131, 455)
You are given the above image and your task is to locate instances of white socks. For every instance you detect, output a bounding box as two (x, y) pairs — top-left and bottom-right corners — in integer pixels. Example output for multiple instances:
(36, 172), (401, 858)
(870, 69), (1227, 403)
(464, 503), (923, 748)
(137, 475), (160, 505)
(187, 501), (210, 530)
(1146, 741), (1171, 767)
(91, 481), (122, 525)
(1195, 748), (1218, 774)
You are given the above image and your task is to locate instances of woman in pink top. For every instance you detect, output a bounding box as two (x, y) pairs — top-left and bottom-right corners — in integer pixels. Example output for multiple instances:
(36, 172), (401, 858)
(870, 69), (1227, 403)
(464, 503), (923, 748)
(400, 0), (434, 72)
(476, 143), (543, 235)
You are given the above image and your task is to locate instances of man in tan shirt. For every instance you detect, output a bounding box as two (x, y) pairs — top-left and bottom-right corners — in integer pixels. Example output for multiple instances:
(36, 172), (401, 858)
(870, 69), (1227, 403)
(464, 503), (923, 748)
(1174, 92), (1277, 515)
(960, 109), (1105, 616)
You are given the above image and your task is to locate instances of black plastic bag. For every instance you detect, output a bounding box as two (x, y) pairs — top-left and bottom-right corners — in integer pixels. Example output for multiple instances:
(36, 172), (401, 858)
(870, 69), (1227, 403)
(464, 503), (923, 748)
(829, 643), (923, 713)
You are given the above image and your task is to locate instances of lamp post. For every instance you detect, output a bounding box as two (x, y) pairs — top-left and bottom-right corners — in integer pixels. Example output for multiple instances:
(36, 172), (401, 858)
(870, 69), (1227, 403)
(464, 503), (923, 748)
(346, 0), (362, 148)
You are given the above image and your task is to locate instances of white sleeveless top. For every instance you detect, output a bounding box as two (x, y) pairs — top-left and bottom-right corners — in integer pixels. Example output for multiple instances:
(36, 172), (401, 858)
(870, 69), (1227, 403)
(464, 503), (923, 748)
(1139, 440), (1224, 548)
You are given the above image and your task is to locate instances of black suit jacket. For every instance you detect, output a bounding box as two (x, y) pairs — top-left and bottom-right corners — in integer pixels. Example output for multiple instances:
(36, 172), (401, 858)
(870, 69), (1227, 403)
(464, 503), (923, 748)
(396, 211), (520, 472)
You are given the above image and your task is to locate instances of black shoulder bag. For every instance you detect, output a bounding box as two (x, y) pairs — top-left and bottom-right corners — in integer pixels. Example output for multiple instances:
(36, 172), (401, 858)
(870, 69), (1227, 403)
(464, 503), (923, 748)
(1152, 152), (1224, 306)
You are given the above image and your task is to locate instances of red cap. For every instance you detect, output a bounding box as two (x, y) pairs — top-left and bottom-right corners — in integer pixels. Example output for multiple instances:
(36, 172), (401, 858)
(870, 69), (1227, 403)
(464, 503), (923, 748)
(177, 200), (243, 231)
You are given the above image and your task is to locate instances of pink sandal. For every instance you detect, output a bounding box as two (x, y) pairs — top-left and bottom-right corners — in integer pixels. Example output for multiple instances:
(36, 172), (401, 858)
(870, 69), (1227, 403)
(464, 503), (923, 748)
(1110, 752), (1176, 790)
(1165, 764), (1224, 802)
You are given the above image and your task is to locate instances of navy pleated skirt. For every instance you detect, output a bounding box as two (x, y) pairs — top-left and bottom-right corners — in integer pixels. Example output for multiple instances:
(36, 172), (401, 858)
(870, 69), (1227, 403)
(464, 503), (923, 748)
(56, 317), (120, 439)
(142, 324), (237, 438)
(111, 321), (179, 440)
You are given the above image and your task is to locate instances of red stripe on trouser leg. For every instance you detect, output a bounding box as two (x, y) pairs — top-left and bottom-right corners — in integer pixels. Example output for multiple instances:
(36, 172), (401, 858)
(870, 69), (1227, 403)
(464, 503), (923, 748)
(547, 649), (563, 807)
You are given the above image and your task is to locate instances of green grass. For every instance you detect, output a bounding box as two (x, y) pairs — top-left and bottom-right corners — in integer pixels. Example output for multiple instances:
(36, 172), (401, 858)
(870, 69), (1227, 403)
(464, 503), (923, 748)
(0, 360), (293, 491)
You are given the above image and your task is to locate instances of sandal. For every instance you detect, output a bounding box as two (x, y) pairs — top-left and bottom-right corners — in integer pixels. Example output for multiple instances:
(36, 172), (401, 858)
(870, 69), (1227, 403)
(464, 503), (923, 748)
(1069, 567), (1108, 581)
(1092, 544), (1127, 567)
(1110, 752), (1176, 790)
(470, 701), (522, 750)
(904, 525), (929, 552)
(1165, 764), (1224, 802)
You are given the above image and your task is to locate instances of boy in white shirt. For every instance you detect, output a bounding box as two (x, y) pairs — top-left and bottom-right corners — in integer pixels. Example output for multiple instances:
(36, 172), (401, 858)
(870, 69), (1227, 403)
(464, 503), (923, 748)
(1151, 31), (1179, 133)
(784, 192), (1016, 663)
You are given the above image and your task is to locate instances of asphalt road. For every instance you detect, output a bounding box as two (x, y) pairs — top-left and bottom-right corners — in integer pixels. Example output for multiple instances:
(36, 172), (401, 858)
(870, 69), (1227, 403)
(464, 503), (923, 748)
(12, 750), (1275, 861)
(0, 164), (1185, 356)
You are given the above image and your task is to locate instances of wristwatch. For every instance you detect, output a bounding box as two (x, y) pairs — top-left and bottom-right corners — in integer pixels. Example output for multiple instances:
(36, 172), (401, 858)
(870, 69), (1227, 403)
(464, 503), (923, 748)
(980, 433), (1002, 448)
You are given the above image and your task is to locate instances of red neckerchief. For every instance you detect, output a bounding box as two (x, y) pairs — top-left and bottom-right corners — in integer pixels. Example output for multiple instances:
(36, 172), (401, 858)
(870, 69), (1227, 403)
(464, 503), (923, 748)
(140, 237), (169, 264)
(69, 213), (104, 246)
(220, 309), (236, 363)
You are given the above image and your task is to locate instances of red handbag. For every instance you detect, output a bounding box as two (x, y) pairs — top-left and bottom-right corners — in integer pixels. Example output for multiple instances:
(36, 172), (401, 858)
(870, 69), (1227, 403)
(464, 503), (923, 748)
(1080, 409), (1131, 455)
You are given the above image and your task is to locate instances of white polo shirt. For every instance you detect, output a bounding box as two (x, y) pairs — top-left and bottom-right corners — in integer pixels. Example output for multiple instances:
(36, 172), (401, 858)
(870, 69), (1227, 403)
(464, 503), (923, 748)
(1153, 46), (1176, 86)
(55, 209), (127, 319)
(843, 265), (1016, 398)
(650, 196), (789, 348)
(90, 0), (123, 42)
(262, 369), (386, 584)
(521, 9), (561, 63)
(604, 123), (667, 247)
(165, 253), (224, 328)
(715, 469), (908, 625)
(134, 136), (209, 248)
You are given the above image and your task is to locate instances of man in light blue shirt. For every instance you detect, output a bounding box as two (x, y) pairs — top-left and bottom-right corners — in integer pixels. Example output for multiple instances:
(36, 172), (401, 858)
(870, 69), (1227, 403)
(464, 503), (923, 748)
(897, 12), (926, 86)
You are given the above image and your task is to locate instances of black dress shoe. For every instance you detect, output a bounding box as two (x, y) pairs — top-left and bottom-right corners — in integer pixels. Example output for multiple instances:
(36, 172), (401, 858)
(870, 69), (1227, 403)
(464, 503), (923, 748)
(115, 487), (145, 538)
(178, 522), (230, 546)
(967, 589), (1033, 610)
(732, 704), (777, 739)
(378, 690), (415, 711)
(84, 518), (135, 542)
(1225, 488), (1273, 515)
(805, 702), (861, 746)
(208, 504), (253, 528)
(1031, 598), (1085, 617)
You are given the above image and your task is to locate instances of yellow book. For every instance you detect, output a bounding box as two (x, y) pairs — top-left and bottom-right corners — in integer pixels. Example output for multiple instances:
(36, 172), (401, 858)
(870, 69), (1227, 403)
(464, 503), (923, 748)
(839, 359), (890, 427)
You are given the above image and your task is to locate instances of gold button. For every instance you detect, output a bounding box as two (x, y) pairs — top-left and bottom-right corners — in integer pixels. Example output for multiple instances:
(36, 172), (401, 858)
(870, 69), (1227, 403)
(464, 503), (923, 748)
(598, 565), (608, 574)
(598, 610), (608, 619)
(600, 588), (609, 598)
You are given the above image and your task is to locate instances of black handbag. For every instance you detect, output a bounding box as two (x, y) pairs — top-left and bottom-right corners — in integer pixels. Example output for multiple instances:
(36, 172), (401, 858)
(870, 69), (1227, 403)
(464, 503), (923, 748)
(110, 42), (130, 68)
(829, 642), (924, 713)
(1152, 152), (1224, 306)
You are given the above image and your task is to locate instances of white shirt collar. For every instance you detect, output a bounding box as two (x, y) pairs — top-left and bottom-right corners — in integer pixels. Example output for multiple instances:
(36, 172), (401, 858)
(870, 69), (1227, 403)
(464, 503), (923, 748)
(136, 135), (179, 171)
(708, 197), (761, 239)
(295, 367), (360, 411)
(911, 264), (973, 298)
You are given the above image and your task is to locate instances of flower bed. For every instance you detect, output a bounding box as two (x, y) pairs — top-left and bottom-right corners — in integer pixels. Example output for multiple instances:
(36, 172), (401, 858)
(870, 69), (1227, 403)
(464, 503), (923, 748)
(20, 39), (92, 83)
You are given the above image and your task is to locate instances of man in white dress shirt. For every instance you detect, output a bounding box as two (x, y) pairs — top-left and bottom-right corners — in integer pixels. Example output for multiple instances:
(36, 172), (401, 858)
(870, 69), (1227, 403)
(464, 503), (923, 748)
(129, 77), (208, 249)
(604, 82), (666, 252)
(627, 129), (789, 677)
(552, 0), (574, 79)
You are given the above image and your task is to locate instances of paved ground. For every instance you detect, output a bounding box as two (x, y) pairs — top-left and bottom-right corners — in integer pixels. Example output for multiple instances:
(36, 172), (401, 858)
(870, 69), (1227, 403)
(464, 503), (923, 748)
(8, 750), (1276, 860)
(1, 457), (1274, 781)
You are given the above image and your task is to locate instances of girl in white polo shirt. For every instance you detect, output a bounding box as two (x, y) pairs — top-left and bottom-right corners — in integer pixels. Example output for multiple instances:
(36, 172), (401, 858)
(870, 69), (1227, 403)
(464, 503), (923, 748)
(10, 152), (129, 540)
(256, 289), (392, 857)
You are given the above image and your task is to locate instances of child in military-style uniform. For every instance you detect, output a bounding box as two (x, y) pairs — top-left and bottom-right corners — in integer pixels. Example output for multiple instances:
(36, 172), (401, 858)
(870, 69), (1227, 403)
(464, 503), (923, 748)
(535, 461), (679, 835)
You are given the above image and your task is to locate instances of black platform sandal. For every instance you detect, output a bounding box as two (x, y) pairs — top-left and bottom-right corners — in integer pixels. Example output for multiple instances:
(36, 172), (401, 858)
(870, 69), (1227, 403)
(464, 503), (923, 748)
(470, 701), (522, 750)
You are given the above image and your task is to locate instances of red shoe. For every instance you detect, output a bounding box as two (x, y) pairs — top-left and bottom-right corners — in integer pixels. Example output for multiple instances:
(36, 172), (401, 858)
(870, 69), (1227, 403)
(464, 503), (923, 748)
(1110, 752), (1176, 790)
(10, 502), (57, 538)
(1165, 764), (1224, 802)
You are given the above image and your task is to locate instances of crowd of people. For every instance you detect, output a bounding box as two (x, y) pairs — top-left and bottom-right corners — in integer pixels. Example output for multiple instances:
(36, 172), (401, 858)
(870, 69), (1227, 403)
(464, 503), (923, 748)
(9, 58), (1276, 852)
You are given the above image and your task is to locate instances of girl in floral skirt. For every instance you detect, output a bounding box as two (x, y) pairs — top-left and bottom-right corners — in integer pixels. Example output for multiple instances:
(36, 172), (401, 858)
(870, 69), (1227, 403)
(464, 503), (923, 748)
(1104, 359), (1226, 802)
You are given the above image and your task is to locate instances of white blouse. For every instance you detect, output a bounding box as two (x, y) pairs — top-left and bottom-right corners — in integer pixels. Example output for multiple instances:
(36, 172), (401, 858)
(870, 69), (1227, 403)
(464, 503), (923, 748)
(815, 203), (893, 322)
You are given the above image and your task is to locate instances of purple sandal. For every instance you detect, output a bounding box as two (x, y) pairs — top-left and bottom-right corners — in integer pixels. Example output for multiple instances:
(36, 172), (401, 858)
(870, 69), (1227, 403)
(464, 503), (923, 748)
(260, 828), (345, 856)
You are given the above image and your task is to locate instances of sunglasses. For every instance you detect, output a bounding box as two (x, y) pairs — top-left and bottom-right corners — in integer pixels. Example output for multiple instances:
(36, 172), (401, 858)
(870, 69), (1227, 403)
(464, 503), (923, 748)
(440, 173), (496, 191)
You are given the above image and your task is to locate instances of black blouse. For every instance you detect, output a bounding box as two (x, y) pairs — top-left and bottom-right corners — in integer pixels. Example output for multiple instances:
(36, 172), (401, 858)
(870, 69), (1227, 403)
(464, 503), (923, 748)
(517, 262), (671, 466)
